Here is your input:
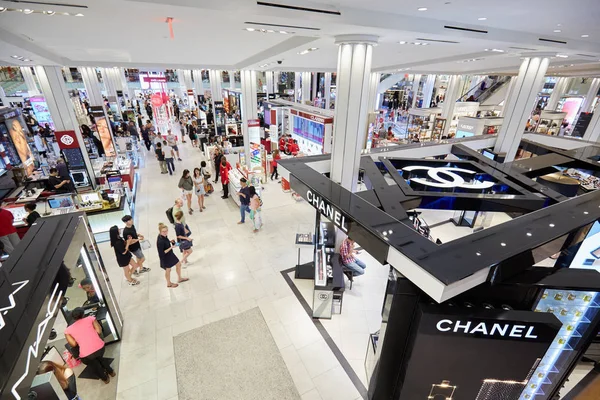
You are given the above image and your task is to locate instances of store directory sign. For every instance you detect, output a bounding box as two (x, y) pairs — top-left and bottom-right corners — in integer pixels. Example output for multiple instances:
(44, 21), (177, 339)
(398, 306), (561, 400)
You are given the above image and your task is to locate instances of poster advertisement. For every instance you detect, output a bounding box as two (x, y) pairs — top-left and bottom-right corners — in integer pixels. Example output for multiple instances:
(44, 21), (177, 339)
(28, 96), (55, 131)
(6, 118), (35, 175)
(90, 106), (116, 157)
(398, 306), (561, 400)
(248, 119), (261, 169)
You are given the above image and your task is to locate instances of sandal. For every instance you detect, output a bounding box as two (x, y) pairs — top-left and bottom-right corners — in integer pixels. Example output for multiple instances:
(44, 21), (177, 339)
(178, 278), (189, 283)
(167, 283), (179, 288)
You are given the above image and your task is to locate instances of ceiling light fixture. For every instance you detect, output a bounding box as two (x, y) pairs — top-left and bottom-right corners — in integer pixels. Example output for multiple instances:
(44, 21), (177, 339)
(0, 7), (7, 13)
(399, 41), (407, 44)
(478, 17), (487, 21)
(298, 47), (318, 55)
(280, 31), (288, 34)
(45, 10), (55, 15)
(246, 28), (255, 31)
(23, 59), (31, 62)
(23, 9), (33, 14)
(11, 55), (19, 59)
(75, 13), (84, 17)
(417, 7), (428, 11)
(556, 54), (569, 58)
(581, 34), (589, 38)
(554, 29), (561, 33)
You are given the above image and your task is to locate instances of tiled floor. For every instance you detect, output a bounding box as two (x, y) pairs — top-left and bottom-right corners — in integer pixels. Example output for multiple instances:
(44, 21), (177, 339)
(92, 136), (366, 400)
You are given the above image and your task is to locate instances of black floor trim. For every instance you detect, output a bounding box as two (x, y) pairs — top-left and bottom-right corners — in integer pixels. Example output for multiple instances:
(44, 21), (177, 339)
(280, 267), (369, 399)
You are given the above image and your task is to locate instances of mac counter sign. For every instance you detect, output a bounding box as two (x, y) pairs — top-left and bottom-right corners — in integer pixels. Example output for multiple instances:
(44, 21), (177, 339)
(306, 190), (348, 232)
(436, 319), (538, 339)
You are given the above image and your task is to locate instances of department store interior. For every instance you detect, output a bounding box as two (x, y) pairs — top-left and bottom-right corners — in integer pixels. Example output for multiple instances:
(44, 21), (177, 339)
(1, 1), (600, 400)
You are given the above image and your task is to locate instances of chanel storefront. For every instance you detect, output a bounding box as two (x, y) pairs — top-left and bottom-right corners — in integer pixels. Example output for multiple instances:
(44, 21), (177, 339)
(279, 140), (600, 400)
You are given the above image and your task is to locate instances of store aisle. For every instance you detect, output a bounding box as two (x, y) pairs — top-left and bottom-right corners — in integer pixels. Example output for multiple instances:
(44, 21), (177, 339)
(95, 138), (365, 400)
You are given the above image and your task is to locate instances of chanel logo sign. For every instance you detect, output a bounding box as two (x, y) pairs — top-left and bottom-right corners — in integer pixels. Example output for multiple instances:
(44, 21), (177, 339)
(60, 135), (74, 145)
(403, 166), (494, 189)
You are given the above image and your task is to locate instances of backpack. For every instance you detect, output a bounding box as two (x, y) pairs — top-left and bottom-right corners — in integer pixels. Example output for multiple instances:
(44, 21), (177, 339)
(166, 207), (175, 224)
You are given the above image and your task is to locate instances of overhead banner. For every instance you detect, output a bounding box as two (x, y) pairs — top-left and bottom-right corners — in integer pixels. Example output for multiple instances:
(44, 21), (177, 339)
(248, 119), (261, 169)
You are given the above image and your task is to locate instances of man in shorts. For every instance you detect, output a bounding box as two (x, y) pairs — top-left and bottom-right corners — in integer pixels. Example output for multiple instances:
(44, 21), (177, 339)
(121, 215), (150, 277)
(166, 129), (182, 161)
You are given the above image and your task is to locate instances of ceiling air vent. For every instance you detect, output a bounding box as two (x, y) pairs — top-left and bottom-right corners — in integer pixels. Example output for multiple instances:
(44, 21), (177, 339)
(539, 38), (567, 45)
(575, 54), (596, 58)
(444, 25), (488, 34)
(256, 1), (341, 15)
(509, 46), (537, 51)
(3, 0), (87, 8)
(416, 38), (459, 44)
(245, 21), (320, 31)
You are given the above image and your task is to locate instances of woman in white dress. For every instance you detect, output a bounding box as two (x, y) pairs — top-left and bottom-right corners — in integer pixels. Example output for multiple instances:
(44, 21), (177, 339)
(192, 167), (206, 212)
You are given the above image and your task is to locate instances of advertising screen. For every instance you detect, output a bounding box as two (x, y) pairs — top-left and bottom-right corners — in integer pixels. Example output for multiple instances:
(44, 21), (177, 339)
(28, 96), (55, 131)
(292, 115), (325, 145)
(6, 118), (34, 175)
(398, 306), (561, 400)
(95, 117), (116, 157)
(569, 221), (600, 271)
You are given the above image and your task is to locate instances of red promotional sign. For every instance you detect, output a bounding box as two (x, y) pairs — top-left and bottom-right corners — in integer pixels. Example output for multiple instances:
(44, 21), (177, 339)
(55, 130), (80, 150)
(289, 109), (333, 124)
(143, 76), (168, 83)
(151, 94), (163, 107)
(187, 89), (194, 96)
(248, 119), (261, 128)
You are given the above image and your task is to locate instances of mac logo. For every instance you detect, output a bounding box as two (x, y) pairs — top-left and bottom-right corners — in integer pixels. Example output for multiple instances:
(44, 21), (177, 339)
(0, 280), (30, 331)
(402, 166), (494, 189)
(436, 319), (538, 339)
(10, 283), (63, 399)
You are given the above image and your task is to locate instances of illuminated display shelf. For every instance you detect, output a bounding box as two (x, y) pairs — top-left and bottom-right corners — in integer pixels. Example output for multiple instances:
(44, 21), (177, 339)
(519, 290), (600, 399)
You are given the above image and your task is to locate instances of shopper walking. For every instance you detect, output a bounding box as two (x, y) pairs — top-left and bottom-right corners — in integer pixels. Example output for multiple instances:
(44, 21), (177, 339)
(156, 223), (189, 288)
(0, 207), (20, 254)
(220, 157), (232, 199)
(213, 148), (223, 183)
(36, 361), (78, 400)
(249, 186), (262, 233)
(192, 167), (206, 211)
(270, 149), (281, 181)
(109, 225), (140, 286)
(155, 142), (168, 174)
(162, 140), (175, 176)
(141, 122), (151, 151)
(166, 130), (182, 161)
(189, 121), (199, 148)
(65, 307), (115, 384)
(171, 198), (186, 225)
(121, 215), (150, 277)
(178, 169), (194, 214)
(174, 211), (194, 265)
(236, 177), (251, 224)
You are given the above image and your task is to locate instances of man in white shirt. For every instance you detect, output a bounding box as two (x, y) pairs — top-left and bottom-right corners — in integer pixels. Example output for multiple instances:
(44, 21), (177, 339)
(162, 140), (175, 175)
(166, 130), (181, 161)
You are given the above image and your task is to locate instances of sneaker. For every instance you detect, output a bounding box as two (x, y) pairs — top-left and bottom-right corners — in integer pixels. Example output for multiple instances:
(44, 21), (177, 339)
(133, 267), (150, 276)
(178, 158), (182, 161)
(127, 280), (140, 286)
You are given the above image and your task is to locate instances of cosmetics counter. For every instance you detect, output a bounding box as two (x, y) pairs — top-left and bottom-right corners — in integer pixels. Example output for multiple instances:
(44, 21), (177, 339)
(92, 157), (135, 188)
(536, 111), (568, 135)
(405, 107), (443, 141)
(228, 167), (261, 207)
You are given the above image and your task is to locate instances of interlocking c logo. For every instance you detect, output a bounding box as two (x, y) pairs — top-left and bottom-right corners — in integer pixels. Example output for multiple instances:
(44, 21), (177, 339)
(402, 166), (494, 189)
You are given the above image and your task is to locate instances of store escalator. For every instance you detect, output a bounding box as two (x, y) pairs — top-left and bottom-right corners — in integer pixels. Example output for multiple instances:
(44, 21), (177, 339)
(459, 76), (511, 103)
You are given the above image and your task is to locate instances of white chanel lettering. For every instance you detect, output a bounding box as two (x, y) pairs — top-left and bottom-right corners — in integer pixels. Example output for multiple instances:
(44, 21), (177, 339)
(402, 166), (494, 189)
(435, 319), (538, 339)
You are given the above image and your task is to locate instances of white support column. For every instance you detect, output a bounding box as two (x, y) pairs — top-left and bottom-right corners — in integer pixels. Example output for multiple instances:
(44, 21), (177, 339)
(366, 72), (380, 113)
(324, 72), (332, 109)
(265, 71), (274, 98)
(411, 74), (422, 109)
(581, 78), (600, 113)
(294, 72), (301, 102)
(101, 68), (123, 115)
(440, 75), (463, 136)
(240, 70), (258, 165)
(209, 70), (223, 103)
(583, 109), (600, 143)
(301, 72), (311, 104)
(546, 77), (571, 110)
(330, 34), (378, 192)
(20, 67), (40, 95)
(494, 57), (549, 162)
(192, 69), (204, 97)
(421, 75), (436, 108)
(35, 66), (95, 187)
(80, 67), (103, 106)
(119, 68), (135, 102)
(273, 71), (280, 95)
(311, 72), (318, 102)
(227, 70), (234, 90)
(498, 76), (517, 117)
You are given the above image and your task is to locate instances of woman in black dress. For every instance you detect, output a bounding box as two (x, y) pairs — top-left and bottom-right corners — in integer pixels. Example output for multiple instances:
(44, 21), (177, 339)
(109, 226), (140, 286)
(157, 223), (189, 288)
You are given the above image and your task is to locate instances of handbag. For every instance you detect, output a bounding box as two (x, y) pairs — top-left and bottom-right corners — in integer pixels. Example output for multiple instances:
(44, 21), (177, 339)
(140, 240), (151, 250)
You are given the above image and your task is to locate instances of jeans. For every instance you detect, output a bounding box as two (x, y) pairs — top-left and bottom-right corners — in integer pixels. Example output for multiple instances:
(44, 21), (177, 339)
(165, 158), (175, 175)
(81, 347), (113, 380)
(159, 161), (167, 174)
(240, 204), (251, 222)
(344, 258), (367, 276)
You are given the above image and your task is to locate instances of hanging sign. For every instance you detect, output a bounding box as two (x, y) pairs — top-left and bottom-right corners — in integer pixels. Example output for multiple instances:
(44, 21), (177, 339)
(55, 130), (80, 150)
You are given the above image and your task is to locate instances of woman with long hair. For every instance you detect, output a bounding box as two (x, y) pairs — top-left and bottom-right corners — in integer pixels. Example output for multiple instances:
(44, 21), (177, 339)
(109, 225), (140, 286)
(178, 169), (194, 215)
(156, 223), (189, 288)
(192, 167), (206, 211)
(37, 361), (78, 399)
(249, 186), (262, 233)
(65, 307), (115, 384)
(174, 211), (194, 264)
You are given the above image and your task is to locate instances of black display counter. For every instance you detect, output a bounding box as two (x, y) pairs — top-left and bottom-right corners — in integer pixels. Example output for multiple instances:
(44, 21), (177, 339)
(0, 212), (123, 400)
(279, 140), (600, 400)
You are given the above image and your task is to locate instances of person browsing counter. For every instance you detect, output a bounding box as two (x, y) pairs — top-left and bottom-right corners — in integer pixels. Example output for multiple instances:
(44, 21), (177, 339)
(23, 202), (41, 226)
(220, 158), (232, 199)
(122, 215), (150, 277)
(65, 307), (115, 384)
(48, 167), (72, 193)
(36, 361), (78, 399)
(340, 236), (367, 276)
(236, 177), (251, 224)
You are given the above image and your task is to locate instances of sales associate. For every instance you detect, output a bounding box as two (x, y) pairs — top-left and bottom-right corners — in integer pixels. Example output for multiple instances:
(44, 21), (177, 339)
(48, 167), (72, 193)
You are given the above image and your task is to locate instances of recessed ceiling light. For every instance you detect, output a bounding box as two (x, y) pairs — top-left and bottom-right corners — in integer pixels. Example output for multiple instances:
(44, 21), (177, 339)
(581, 34), (589, 38)
(280, 31), (288, 34)
(399, 41), (407, 44)
(476, 252), (481, 256)
(478, 17), (487, 21)
(526, 232), (532, 237)
(584, 211), (589, 214)
(414, 42), (421, 45)
(421, 43), (429, 46)
(309, 47), (318, 51)
(557, 23), (562, 27)
(556, 54), (568, 58)
(11, 55), (19, 59)
(501, 242), (506, 247)
(266, 29), (274, 33)
(246, 28), (255, 32)
(23, 59), (31, 62)
(554, 29), (561, 33)
(45, 10), (55, 15)
(75, 13), (84, 17)
(0, 7), (6, 12)
(23, 9), (33, 14)
(417, 7), (428, 11)
(549, 223), (555, 227)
